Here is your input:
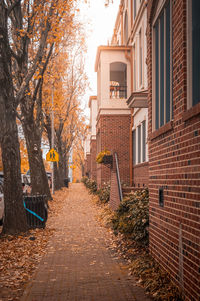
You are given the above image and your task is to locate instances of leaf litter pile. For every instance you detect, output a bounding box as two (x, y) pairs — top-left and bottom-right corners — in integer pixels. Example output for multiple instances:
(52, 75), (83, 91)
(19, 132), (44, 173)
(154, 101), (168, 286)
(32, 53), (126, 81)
(92, 190), (184, 301)
(0, 188), (68, 301)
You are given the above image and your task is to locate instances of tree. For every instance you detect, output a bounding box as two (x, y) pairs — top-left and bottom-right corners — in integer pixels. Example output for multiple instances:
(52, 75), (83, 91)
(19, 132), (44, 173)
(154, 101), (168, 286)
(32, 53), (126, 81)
(43, 20), (88, 189)
(0, 1), (27, 234)
(0, 0), (79, 233)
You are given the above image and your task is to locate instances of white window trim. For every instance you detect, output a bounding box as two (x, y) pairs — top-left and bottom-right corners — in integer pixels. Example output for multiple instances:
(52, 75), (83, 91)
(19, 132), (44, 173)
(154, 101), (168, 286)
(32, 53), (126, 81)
(152, 0), (172, 131)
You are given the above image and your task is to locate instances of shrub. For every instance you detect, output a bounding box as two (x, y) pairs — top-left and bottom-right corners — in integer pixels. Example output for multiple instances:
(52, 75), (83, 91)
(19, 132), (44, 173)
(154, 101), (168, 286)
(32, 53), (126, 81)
(81, 177), (97, 194)
(96, 183), (110, 204)
(112, 189), (149, 247)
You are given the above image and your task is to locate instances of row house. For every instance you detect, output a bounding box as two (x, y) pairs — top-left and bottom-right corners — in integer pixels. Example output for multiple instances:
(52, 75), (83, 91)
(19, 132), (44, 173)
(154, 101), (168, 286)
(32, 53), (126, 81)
(89, 96), (98, 181)
(83, 96), (98, 180)
(86, 0), (199, 299)
(147, 0), (200, 300)
(83, 133), (91, 178)
(95, 0), (149, 190)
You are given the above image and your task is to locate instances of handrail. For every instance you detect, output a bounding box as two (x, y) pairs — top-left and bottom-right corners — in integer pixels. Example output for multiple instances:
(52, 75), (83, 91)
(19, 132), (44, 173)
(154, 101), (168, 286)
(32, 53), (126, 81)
(110, 85), (127, 99)
(114, 152), (123, 202)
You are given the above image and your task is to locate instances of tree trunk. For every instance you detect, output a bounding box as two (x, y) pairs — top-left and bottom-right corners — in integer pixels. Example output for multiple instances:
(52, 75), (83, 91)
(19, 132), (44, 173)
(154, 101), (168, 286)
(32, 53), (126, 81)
(0, 2), (27, 234)
(57, 139), (65, 188)
(21, 109), (51, 200)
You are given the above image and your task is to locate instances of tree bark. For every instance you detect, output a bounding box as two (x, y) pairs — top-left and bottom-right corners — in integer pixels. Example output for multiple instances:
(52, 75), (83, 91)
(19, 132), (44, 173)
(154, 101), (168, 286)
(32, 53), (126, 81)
(0, 2), (27, 234)
(21, 103), (51, 200)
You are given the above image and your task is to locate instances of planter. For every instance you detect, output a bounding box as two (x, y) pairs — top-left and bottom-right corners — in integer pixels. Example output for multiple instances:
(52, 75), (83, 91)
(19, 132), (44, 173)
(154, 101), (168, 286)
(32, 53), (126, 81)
(102, 155), (113, 165)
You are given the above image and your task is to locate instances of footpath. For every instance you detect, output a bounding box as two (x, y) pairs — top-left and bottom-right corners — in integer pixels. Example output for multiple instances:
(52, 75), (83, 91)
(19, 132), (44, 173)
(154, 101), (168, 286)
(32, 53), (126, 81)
(21, 183), (151, 301)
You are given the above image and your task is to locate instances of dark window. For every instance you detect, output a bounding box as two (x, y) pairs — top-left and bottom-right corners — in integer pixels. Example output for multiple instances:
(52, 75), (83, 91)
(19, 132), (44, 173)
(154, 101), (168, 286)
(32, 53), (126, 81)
(142, 120), (146, 162)
(133, 0), (136, 20)
(192, 0), (200, 106)
(132, 130), (136, 165)
(154, 1), (171, 129)
(138, 125), (141, 164)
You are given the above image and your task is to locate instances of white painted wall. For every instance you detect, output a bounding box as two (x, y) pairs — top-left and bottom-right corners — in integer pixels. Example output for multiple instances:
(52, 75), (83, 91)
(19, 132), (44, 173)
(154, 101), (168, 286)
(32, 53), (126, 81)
(89, 98), (97, 137)
(84, 134), (91, 159)
(97, 49), (131, 110)
(132, 108), (148, 163)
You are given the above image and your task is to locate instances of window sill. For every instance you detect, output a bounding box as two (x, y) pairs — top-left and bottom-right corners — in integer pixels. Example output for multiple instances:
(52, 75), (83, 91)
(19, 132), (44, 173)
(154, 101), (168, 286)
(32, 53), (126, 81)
(133, 162), (149, 168)
(150, 120), (173, 141)
(183, 102), (200, 122)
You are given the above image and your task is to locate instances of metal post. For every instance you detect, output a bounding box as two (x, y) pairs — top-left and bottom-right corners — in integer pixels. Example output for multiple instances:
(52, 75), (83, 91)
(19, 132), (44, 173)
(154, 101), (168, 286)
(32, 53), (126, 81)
(51, 85), (55, 195)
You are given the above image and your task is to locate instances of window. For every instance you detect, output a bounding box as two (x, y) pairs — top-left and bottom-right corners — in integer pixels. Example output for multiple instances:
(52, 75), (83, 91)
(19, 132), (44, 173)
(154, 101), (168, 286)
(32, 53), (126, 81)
(187, 0), (200, 107)
(139, 29), (143, 87)
(132, 129), (136, 165)
(124, 11), (128, 44)
(153, 1), (172, 130)
(133, 0), (136, 21)
(110, 62), (127, 99)
(142, 120), (146, 162)
(137, 125), (141, 163)
(133, 45), (136, 91)
(133, 121), (146, 165)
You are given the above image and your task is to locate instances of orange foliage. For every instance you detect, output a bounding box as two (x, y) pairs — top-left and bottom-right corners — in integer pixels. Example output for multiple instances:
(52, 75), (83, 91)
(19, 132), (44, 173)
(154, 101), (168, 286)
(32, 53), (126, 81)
(19, 139), (29, 173)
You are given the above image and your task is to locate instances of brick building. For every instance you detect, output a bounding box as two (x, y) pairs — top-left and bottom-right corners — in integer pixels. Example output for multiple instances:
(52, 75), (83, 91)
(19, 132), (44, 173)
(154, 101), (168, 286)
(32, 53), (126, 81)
(95, 46), (131, 187)
(89, 96), (97, 181)
(147, 0), (200, 300)
(110, 0), (149, 189)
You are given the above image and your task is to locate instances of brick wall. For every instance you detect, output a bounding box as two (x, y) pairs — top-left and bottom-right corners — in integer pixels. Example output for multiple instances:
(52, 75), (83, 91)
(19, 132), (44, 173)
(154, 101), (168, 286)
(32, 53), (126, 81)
(96, 114), (131, 187)
(132, 162), (149, 188)
(90, 139), (97, 181)
(109, 159), (121, 210)
(147, 1), (200, 300)
(85, 154), (91, 178)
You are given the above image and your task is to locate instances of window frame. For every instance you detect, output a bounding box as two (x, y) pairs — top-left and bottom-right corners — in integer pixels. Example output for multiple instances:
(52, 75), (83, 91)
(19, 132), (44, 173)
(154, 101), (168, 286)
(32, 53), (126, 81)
(142, 120), (146, 162)
(187, 0), (200, 108)
(137, 124), (141, 164)
(152, 0), (173, 131)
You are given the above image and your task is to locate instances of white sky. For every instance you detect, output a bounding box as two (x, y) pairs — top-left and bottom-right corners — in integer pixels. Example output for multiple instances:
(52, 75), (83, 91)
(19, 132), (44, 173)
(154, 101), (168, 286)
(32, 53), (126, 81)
(78, 0), (120, 118)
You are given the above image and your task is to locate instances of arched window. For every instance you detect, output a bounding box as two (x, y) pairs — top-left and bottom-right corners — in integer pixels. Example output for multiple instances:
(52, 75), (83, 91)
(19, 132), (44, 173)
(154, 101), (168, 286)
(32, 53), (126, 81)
(110, 62), (127, 99)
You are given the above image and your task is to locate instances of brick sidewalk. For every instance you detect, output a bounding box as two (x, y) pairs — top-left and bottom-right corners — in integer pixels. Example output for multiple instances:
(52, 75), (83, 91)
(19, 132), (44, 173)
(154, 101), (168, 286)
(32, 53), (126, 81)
(21, 183), (151, 301)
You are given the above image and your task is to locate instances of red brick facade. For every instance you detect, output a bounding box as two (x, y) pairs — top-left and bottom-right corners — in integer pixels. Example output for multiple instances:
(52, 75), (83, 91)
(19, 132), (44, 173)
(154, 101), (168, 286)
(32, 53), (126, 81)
(90, 139), (97, 181)
(96, 114), (131, 187)
(147, 1), (200, 300)
(84, 154), (91, 178)
(132, 162), (149, 188)
(109, 159), (121, 210)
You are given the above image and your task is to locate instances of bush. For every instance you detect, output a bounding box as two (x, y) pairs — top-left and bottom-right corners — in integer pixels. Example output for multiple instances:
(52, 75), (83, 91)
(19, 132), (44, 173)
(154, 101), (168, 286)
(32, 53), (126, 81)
(96, 183), (110, 204)
(82, 177), (111, 203)
(81, 177), (97, 194)
(112, 189), (149, 247)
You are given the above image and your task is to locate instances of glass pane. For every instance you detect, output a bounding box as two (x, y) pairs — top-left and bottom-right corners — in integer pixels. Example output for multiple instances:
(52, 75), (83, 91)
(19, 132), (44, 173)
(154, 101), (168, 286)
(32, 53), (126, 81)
(142, 120), (146, 162)
(134, 0), (136, 20)
(192, 0), (200, 106)
(132, 130), (136, 165)
(166, 1), (171, 122)
(160, 12), (164, 127)
(138, 125), (141, 164)
(155, 22), (159, 130)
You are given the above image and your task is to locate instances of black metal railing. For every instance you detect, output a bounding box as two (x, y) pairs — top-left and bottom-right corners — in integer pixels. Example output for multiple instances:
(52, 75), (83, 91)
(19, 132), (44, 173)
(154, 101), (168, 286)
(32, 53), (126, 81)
(110, 85), (127, 99)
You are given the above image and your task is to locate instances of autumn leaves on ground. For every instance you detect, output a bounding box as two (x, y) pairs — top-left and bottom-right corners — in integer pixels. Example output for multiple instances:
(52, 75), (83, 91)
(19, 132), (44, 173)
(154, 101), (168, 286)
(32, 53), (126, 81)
(0, 189), (67, 301)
